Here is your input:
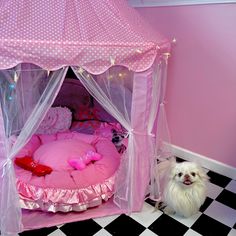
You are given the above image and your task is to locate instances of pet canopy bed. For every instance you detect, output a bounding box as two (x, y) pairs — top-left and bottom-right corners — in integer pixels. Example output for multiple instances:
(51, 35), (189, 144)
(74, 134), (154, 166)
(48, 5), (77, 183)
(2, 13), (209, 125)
(0, 0), (171, 235)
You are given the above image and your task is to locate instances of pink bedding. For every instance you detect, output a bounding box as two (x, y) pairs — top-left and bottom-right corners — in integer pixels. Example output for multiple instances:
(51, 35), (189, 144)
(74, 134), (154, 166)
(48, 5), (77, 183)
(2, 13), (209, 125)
(15, 131), (121, 212)
(36, 107), (72, 135)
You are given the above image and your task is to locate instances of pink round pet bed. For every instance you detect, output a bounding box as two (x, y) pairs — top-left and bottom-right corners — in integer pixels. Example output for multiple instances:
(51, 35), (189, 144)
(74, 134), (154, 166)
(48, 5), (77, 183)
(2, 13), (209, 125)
(14, 131), (121, 213)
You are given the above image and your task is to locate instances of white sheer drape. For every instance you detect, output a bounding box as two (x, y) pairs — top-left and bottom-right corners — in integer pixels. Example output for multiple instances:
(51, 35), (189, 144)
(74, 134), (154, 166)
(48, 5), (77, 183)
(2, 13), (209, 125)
(72, 66), (136, 211)
(72, 66), (132, 130)
(71, 64), (169, 211)
(154, 54), (172, 161)
(149, 54), (172, 200)
(0, 65), (68, 236)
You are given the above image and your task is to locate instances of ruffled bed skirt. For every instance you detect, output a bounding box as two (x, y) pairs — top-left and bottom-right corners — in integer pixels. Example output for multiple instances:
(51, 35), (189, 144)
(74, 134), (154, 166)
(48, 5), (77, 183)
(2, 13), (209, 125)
(17, 174), (115, 213)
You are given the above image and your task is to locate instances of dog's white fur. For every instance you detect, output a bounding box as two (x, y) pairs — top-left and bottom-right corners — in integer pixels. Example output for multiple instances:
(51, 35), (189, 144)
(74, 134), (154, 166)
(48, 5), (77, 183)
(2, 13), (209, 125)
(156, 158), (209, 217)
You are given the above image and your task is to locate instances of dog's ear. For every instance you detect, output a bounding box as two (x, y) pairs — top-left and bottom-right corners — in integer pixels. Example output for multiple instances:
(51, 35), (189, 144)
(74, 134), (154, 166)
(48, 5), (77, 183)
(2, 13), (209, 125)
(196, 164), (210, 181)
(169, 156), (177, 169)
(170, 156), (176, 162)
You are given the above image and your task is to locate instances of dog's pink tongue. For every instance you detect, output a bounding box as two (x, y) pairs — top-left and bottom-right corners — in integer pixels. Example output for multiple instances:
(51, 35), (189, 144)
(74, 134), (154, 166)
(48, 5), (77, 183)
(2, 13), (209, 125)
(184, 180), (192, 185)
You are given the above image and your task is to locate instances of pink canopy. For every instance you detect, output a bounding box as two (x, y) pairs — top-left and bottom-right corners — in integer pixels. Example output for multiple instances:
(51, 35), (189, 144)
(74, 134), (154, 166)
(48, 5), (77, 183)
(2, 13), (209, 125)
(0, 0), (170, 74)
(0, 2), (172, 234)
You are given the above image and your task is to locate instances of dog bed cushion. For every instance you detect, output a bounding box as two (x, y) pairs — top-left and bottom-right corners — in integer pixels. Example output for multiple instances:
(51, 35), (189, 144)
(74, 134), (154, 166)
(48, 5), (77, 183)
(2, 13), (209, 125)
(15, 131), (120, 212)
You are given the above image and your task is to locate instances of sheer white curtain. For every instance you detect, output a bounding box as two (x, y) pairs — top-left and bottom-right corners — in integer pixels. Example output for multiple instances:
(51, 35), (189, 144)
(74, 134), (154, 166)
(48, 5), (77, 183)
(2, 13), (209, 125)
(149, 54), (172, 200)
(71, 66), (136, 211)
(0, 65), (68, 236)
(72, 61), (170, 211)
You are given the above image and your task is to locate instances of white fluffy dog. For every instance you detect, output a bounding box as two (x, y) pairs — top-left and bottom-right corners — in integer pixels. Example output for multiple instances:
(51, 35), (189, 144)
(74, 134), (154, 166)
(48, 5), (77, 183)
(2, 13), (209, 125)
(156, 158), (209, 217)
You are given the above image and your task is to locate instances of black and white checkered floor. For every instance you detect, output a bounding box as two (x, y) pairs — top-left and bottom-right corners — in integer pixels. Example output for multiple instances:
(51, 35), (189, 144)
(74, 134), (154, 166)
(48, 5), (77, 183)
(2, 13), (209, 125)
(19, 167), (236, 236)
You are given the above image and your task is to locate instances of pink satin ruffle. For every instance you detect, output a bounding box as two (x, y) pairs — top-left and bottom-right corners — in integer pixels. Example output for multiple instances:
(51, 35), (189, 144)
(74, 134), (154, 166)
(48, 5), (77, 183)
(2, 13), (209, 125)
(17, 174), (115, 213)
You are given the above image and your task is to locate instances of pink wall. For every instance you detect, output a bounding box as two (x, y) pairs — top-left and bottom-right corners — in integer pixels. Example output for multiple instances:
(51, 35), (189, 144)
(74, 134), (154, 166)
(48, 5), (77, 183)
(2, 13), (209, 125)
(137, 4), (236, 167)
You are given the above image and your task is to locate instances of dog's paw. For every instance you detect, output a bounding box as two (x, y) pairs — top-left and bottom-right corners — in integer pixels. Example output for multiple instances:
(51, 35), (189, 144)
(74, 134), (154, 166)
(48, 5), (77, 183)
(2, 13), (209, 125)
(163, 206), (176, 215)
(155, 201), (167, 211)
(154, 201), (176, 215)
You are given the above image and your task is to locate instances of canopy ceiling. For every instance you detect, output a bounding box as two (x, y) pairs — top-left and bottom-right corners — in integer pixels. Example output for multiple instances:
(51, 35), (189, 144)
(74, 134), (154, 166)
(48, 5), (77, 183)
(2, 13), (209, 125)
(0, 0), (170, 74)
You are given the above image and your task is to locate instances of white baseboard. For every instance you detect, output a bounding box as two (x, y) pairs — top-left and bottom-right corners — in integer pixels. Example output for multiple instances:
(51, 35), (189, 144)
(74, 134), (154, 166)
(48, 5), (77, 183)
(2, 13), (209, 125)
(170, 144), (236, 180)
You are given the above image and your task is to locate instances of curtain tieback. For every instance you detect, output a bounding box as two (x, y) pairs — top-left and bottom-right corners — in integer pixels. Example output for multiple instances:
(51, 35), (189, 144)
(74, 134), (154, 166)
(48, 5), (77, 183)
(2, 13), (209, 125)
(127, 129), (155, 137)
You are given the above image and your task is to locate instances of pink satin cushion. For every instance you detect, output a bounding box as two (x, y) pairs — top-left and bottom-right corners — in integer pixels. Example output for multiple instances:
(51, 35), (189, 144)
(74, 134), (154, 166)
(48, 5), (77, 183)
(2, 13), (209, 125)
(33, 139), (96, 171)
(16, 132), (121, 211)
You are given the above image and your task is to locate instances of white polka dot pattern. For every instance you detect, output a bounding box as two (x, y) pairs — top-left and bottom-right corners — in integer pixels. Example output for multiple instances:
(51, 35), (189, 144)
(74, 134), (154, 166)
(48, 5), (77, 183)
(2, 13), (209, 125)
(0, 0), (170, 73)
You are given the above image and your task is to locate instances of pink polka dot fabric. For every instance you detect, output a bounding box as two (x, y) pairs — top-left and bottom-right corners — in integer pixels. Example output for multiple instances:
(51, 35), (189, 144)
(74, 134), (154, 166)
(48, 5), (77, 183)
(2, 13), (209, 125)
(0, 0), (170, 74)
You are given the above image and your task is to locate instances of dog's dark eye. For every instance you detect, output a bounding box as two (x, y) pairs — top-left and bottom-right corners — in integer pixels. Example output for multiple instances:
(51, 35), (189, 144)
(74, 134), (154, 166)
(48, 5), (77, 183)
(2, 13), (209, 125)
(178, 172), (183, 177)
(191, 172), (196, 177)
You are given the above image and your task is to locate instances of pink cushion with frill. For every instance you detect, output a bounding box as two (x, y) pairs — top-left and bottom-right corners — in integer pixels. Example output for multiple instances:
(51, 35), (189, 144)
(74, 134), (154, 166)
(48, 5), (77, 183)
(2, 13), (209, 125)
(15, 131), (120, 213)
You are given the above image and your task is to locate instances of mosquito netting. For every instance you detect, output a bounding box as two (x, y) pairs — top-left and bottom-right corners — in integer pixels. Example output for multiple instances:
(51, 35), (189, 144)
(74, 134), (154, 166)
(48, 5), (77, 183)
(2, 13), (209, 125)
(0, 1), (171, 235)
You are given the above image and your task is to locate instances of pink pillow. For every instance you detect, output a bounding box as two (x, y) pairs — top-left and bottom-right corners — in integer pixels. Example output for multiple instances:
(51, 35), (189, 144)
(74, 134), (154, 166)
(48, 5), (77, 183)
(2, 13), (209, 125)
(33, 139), (96, 171)
(36, 107), (72, 135)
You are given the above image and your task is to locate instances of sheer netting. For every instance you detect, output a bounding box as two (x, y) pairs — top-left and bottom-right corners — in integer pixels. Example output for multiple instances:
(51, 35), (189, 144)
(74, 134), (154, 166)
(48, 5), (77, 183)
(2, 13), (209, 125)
(72, 60), (169, 211)
(0, 64), (67, 236)
(72, 66), (135, 211)
(149, 54), (172, 201)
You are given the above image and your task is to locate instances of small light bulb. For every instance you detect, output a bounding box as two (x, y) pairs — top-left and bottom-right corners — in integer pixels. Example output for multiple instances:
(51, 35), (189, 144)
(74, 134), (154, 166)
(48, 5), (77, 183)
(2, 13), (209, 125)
(14, 72), (19, 83)
(78, 67), (84, 74)
(136, 49), (142, 54)
(110, 56), (115, 65)
(172, 38), (177, 44)
(9, 84), (15, 89)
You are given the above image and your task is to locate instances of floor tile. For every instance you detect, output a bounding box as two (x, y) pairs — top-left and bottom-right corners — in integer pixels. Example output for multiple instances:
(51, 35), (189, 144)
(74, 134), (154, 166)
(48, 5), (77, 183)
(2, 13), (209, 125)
(216, 189), (236, 210)
(228, 228), (236, 236)
(191, 214), (231, 236)
(207, 171), (232, 188)
(183, 229), (202, 236)
(169, 212), (202, 228)
(19, 226), (58, 236)
(104, 214), (145, 236)
(148, 213), (189, 236)
(139, 228), (158, 236)
(93, 214), (120, 227)
(59, 220), (102, 236)
(199, 197), (213, 212)
(226, 180), (236, 194)
(130, 202), (163, 227)
(176, 157), (186, 162)
(93, 229), (112, 236)
(204, 200), (236, 227)
(48, 229), (66, 236)
(206, 181), (223, 199)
